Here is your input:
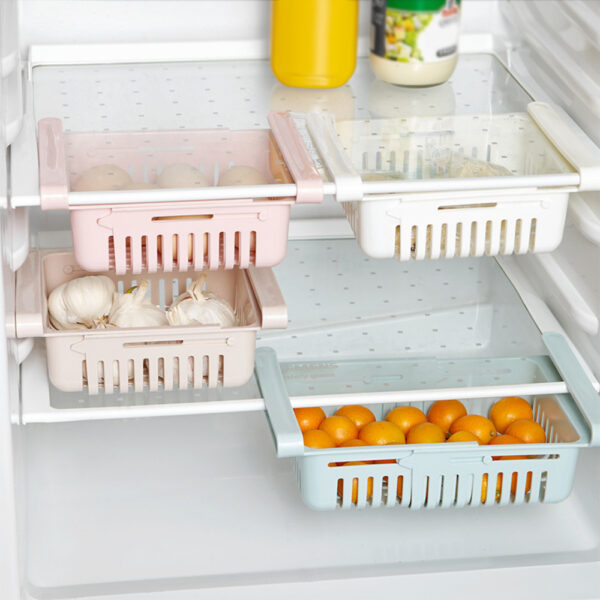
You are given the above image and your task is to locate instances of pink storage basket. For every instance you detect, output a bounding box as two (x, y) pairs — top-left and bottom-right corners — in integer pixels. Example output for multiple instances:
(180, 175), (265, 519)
(37, 113), (322, 274)
(15, 251), (288, 394)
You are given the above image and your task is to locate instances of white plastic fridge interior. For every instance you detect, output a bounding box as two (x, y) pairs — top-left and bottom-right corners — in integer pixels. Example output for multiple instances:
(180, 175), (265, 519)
(3, 1), (600, 598)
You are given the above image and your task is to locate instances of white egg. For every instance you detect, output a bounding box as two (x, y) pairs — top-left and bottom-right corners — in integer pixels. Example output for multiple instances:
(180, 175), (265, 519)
(218, 165), (268, 186)
(74, 164), (132, 192)
(121, 182), (159, 190)
(157, 163), (210, 188)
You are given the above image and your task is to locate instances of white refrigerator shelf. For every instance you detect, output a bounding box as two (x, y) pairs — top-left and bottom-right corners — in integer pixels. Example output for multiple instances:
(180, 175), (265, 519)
(18, 239), (599, 425)
(12, 53), (597, 209)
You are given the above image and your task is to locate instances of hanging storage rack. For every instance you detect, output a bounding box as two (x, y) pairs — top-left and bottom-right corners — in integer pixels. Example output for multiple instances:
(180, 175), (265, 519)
(36, 112), (323, 274)
(305, 102), (600, 261)
(255, 333), (600, 510)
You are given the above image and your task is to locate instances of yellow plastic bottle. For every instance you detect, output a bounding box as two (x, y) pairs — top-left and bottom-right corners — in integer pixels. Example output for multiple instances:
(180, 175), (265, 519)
(271, 0), (359, 89)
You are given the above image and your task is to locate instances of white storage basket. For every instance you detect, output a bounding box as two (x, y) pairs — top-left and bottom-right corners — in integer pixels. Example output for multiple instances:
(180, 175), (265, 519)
(15, 251), (287, 394)
(307, 102), (600, 261)
(256, 342), (598, 511)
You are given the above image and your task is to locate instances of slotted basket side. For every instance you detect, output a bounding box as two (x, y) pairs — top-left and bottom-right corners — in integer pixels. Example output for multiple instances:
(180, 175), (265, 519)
(45, 329), (258, 393)
(70, 200), (291, 274)
(295, 393), (582, 510)
(345, 193), (568, 261)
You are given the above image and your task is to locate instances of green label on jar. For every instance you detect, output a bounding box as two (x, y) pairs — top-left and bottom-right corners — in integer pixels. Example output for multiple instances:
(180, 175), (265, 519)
(371, 0), (460, 63)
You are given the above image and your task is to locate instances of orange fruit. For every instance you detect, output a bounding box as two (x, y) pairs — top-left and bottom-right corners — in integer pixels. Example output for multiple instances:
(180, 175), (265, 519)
(294, 406), (326, 433)
(359, 421), (406, 446)
(427, 400), (467, 433)
(383, 475), (404, 500)
(489, 434), (526, 459)
(303, 429), (335, 449)
(488, 434), (533, 495)
(385, 406), (427, 436)
(337, 462), (373, 504)
(319, 415), (358, 446)
(450, 415), (497, 444)
(509, 471), (533, 496)
(446, 430), (482, 444)
(338, 438), (372, 464)
(339, 439), (369, 448)
(336, 405), (376, 431)
(406, 422), (445, 444)
(480, 473), (502, 503)
(489, 396), (533, 433)
(505, 419), (546, 444)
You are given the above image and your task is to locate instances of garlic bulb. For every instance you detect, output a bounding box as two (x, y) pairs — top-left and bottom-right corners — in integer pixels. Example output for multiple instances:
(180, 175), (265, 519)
(108, 280), (168, 328)
(452, 156), (512, 178)
(48, 276), (115, 330)
(434, 152), (512, 179)
(167, 275), (237, 327)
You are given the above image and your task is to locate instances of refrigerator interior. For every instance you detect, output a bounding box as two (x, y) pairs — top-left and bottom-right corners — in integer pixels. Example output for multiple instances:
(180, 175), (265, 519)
(3, 1), (600, 598)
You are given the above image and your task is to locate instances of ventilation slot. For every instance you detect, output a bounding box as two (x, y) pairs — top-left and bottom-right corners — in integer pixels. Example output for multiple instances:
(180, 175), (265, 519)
(455, 222), (463, 256)
(202, 233), (209, 268)
(250, 231), (257, 264)
(108, 236), (115, 269)
(218, 354), (225, 384)
(515, 218), (523, 252)
(440, 223), (448, 258)
(410, 225), (417, 259)
(470, 222), (478, 256)
(529, 218), (537, 253)
(426, 224), (433, 259)
(484, 221), (492, 255)
(337, 475), (374, 507)
(499, 219), (507, 254)
(219, 232), (225, 266)
(125, 236), (132, 271)
(234, 231), (240, 264)
(141, 235), (148, 269)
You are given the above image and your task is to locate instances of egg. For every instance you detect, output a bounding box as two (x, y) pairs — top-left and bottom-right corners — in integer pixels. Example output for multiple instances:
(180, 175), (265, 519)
(218, 165), (268, 187)
(74, 164), (132, 191)
(157, 163), (210, 188)
(121, 182), (159, 190)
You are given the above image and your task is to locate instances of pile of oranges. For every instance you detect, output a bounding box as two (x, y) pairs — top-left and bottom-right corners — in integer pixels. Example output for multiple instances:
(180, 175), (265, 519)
(295, 396), (546, 504)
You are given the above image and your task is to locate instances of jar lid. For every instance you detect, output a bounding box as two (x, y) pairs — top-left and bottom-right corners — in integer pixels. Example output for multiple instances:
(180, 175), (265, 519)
(386, 0), (460, 12)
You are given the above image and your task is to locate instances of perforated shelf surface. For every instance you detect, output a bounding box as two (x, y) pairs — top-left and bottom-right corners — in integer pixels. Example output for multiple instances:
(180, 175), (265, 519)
(32, 54), (530, 133)
(21, 239), (550, 421)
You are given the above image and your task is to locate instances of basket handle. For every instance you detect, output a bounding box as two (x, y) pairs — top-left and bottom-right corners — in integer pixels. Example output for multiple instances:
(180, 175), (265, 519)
(306, 112), (363, 202)
(15, 250), (45, 340)
(37, 118), (69, 210)
(528, 102), (600, 192)
(267, 111), (323, 204)
(246, 266), (288, 330)
(255, 346), (305, 458)
(543, 331), (600, 446)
